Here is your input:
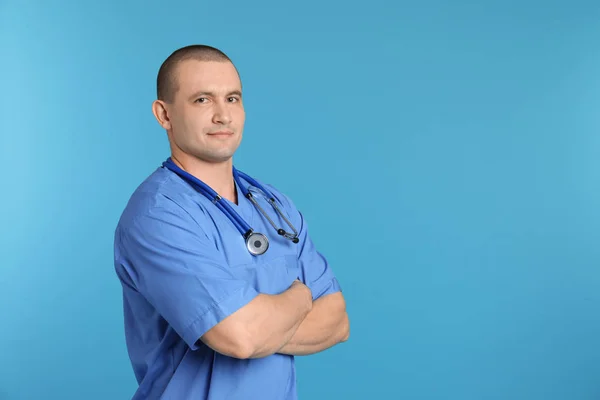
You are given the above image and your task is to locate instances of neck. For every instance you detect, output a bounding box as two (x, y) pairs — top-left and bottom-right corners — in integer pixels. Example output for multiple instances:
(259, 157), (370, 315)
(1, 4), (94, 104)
(171, 152), (237, 204)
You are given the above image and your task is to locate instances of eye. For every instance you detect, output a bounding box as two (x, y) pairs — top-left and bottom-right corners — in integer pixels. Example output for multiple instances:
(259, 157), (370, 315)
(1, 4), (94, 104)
(195, 97), (208, 103)
(228, 97), (240, 103)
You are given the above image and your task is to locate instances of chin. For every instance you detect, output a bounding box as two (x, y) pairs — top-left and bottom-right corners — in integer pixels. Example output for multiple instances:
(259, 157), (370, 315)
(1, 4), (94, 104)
(202, 151), (236, 164)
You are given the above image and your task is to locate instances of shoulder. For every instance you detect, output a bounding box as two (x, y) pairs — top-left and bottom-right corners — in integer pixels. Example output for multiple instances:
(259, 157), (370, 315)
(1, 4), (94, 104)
(114, 166), (206, 238)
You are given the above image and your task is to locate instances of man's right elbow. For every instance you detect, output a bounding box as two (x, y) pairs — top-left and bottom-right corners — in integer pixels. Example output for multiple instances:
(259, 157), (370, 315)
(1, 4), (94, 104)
(202, 326), (256, 360)
(229, 337), (255, 359)
(226, 327), (269, 359)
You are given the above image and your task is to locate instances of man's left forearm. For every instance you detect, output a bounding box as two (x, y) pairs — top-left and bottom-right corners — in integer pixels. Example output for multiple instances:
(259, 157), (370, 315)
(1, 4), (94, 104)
(276, 292), (349, 356)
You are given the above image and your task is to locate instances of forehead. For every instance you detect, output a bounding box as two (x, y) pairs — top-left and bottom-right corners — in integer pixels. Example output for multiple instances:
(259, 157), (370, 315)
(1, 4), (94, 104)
(173, 59), (241, 97)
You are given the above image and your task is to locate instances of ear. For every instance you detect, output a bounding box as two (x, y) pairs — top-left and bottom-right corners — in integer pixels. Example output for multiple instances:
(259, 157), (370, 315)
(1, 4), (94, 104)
(152, 100), (172, 130)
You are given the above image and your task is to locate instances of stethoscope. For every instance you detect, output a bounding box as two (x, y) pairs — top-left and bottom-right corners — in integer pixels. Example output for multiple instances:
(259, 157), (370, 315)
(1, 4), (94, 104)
(162, 157), (299, 256)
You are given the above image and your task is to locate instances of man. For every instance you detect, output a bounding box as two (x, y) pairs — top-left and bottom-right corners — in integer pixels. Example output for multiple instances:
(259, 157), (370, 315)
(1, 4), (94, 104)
(113, 44), (349, 400)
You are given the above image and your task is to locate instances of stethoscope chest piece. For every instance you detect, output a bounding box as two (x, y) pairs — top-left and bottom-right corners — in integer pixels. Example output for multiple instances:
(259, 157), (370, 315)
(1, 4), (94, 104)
(246, 232), (269, 256)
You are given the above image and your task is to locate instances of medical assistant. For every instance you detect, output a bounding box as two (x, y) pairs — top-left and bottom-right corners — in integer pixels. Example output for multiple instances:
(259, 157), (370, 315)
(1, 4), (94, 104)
(113, 163), (342, 400)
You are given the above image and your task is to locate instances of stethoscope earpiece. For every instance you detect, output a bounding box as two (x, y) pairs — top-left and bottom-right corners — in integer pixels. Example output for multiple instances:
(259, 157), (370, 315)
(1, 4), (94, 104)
(277, 228), (300, 243)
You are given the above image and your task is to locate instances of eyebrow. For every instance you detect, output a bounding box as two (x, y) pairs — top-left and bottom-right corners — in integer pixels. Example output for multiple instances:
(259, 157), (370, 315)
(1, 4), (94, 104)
(189, 90), (242, 100)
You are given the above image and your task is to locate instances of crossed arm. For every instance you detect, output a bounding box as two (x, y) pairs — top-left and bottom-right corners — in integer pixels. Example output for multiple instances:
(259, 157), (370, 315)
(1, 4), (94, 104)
(277, 289), (349, 356)
(199, 280), (349, 359)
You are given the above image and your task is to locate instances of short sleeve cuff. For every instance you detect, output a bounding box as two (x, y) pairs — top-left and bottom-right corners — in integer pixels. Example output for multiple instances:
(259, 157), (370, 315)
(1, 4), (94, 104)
(311, 277), (342, 301)
(182, 285), (260, 350)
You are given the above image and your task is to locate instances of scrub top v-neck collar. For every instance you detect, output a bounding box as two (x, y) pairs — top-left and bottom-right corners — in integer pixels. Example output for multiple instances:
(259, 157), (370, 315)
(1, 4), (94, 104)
(227, 178), (255, 227)
(211, 173), (256, 233)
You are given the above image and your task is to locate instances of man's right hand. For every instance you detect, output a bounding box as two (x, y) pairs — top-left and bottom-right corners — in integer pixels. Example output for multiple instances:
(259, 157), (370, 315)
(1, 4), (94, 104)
(290, 279), (313, 309)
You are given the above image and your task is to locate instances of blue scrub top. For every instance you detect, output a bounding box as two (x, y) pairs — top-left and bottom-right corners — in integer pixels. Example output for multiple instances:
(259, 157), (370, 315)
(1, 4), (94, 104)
(113, 164), (342, 400)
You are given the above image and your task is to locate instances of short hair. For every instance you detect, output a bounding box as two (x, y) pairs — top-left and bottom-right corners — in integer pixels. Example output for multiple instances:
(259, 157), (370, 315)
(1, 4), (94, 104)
(156, 44), (237, 103)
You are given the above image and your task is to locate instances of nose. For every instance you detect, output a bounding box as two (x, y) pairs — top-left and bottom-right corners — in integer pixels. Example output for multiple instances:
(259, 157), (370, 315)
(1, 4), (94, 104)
(212, 101), (232, 125)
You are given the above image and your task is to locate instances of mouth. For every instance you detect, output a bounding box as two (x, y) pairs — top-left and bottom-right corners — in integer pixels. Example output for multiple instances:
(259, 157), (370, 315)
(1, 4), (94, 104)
(208, 131), (234, 136)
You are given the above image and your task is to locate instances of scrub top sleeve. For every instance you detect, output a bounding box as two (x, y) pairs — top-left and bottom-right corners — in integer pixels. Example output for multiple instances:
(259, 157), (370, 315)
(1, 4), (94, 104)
(116, 202), (259, 350)
(295, 211), (342, 300)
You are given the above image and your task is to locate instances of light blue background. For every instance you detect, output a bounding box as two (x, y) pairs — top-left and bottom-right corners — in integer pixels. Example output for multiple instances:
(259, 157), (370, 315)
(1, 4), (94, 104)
(2, 0), (600, 399)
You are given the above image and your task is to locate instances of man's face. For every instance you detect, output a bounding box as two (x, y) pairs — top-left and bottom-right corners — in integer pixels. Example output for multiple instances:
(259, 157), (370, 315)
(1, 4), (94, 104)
(162, 59), (245, 164)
